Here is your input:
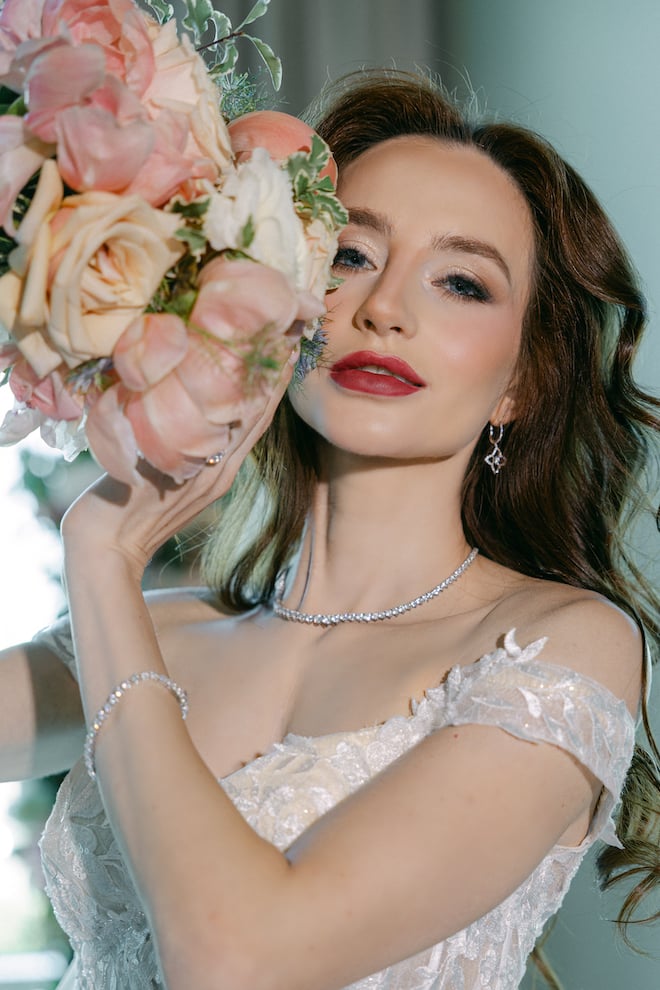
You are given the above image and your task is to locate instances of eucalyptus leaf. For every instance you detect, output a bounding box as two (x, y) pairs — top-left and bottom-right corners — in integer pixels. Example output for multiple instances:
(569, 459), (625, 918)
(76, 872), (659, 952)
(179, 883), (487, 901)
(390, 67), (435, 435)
(244, 34), (282, 90)
(237, 0), (270, 29)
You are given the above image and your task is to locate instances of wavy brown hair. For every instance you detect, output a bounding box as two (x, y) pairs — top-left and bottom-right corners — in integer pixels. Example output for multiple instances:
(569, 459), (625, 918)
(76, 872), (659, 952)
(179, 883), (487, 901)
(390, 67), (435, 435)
(202, 71), (660, 955)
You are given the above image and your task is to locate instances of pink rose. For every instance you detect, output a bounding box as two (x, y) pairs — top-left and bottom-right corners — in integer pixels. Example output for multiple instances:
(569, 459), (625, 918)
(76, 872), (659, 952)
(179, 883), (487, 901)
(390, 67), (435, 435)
(87, 258), (317, 483)
(0, 0), (230, 211)
(41, 0), (155, 95)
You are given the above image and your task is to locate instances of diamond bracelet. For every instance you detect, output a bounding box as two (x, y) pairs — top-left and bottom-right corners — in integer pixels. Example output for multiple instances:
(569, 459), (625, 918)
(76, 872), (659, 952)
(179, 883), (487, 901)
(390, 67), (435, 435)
(84, 672), (189, 780)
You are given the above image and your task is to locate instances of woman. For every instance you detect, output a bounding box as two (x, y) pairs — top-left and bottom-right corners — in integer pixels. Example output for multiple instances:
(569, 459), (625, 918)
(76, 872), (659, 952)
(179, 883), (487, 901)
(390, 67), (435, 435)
(2, 71), (659, 989)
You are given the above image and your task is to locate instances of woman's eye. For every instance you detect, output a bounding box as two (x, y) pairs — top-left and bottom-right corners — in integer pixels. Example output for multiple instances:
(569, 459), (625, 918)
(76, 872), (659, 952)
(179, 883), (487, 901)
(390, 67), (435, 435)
(332, 246), (372, 271)
(437, 274), (491, 302)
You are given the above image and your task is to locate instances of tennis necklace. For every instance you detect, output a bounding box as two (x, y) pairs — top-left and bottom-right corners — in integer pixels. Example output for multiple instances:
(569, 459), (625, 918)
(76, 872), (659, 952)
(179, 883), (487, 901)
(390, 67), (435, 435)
(272, 547), (478, 628)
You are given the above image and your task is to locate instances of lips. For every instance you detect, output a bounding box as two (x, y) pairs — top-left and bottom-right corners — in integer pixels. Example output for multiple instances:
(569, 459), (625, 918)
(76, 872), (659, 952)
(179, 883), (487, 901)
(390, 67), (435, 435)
(329, 350), (426, 397)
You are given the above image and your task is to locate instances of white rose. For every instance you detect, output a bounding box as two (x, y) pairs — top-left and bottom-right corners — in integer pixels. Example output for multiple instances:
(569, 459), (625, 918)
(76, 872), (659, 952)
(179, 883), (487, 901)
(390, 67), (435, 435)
(205, 149), (308, 287)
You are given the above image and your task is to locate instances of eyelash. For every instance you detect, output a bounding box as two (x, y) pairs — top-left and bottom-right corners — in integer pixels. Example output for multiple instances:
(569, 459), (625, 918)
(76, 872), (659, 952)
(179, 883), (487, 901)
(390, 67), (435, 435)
(332, 246), (372, 271)
(435, 273), (491, 303)
(332, 247), (492, 303)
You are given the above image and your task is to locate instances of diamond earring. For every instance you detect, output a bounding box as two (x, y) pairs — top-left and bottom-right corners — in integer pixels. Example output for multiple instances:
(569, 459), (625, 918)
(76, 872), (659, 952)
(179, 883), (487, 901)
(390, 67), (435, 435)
(485, 423), (506, 475)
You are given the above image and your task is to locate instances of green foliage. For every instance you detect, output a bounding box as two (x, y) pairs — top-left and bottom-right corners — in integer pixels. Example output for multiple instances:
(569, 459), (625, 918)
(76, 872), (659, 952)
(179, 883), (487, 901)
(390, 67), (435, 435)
(141, 0), (174, 23)
(220, 71), (270, 120)
(242, 34), (281, 91)
(287, 135), (349, 230)
(240, 215), (256, 249)
(143, 0), (282, 93)
(0, 85), (24, 116)
(174, 226), (208, 257)
(170, 197), (210, 218)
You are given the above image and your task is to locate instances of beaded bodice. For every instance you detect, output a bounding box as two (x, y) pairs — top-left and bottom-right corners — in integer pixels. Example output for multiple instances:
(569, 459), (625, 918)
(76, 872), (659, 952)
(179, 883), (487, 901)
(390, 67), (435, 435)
(37, 624), (635, 990)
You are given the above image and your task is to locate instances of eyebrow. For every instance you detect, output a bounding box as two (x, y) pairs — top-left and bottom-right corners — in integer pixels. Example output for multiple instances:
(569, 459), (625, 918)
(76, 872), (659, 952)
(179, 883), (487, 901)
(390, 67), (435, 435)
(346, 207), (512, 285)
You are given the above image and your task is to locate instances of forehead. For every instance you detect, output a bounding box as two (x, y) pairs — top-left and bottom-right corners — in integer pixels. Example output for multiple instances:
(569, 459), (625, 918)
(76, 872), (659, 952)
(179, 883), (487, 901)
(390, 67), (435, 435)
(338, 136), (535, 292)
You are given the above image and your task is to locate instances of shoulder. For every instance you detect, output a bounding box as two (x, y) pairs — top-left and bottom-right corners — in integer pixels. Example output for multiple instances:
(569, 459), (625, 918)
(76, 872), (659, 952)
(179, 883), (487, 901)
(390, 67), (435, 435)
(486, 575), (643, 718)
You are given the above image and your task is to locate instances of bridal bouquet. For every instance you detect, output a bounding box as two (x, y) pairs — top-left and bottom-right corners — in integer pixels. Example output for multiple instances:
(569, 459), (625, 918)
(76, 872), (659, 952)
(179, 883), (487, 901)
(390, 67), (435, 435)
(0, 0), (346, 482)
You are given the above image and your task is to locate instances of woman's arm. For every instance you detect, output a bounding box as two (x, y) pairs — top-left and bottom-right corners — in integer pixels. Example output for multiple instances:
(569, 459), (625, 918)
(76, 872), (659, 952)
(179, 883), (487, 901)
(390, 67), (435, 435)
(0, 638), (84, 781)
(62, 450), (642, 990)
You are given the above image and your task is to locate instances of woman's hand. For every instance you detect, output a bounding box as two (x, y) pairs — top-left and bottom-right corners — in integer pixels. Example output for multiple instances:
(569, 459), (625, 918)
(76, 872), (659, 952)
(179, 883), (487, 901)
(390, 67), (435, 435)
(61, 343), (299, 576)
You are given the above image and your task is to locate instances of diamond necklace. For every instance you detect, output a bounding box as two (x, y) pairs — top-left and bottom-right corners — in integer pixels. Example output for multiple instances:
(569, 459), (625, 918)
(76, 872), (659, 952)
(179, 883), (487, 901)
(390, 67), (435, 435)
(271, 547), (479, 628)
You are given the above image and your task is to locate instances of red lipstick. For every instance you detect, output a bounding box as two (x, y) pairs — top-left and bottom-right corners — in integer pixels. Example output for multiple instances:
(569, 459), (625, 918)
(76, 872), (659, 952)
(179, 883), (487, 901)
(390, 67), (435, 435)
(329, 350), (426, 397)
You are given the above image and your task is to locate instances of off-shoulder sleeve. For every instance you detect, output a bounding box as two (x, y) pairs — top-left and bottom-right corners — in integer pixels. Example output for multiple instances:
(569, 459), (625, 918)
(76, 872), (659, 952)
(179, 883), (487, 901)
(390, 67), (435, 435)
(31, 615), (78, 681)
(440, 630), (636, 847)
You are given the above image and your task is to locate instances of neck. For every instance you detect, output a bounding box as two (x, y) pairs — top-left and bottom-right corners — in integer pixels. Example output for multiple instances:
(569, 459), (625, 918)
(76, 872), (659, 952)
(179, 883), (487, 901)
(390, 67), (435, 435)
(284, 447), (474, 617)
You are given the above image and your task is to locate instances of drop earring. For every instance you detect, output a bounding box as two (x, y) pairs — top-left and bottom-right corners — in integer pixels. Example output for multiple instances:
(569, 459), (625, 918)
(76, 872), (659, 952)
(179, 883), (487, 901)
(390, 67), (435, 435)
(485, 423), (506, 475)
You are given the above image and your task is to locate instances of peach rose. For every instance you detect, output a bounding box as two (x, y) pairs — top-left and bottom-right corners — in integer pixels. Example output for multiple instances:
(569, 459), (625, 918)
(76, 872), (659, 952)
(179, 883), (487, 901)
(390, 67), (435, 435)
(0, 161), (185, 377)
(45, 190), (185, 370)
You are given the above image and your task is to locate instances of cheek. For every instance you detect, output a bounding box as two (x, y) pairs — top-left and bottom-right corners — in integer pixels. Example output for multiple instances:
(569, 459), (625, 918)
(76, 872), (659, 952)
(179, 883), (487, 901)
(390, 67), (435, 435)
(437, 308), (521, 390)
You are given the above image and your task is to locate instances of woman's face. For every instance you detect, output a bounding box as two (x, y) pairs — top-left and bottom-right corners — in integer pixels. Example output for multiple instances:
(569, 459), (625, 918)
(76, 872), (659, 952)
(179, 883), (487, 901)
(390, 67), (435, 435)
(290, 135), (535, 466)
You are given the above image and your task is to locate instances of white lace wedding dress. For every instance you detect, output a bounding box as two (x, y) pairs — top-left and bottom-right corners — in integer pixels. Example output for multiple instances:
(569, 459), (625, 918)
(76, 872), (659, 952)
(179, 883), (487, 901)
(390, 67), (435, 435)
(36, 620), (635, 990)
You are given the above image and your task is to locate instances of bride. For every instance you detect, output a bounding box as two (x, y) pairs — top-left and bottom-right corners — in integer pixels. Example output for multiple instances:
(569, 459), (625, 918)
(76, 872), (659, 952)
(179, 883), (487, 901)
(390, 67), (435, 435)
(2, 71), (659, 989)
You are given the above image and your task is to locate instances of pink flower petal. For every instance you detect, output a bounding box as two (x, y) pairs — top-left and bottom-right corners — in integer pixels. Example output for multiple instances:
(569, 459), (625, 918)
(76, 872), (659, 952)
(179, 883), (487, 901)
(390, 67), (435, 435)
(192, 257), (299, 343)
(9, 359), (82, 420)
(113, 313), (189, 391)
(125, 377), (230, 482)
(55, 104), (155, 192)
(24, 42), (106, 143)
(85, 382), (139, 483)
(0, 343), (20, 370)
(0, 117), (51, 232)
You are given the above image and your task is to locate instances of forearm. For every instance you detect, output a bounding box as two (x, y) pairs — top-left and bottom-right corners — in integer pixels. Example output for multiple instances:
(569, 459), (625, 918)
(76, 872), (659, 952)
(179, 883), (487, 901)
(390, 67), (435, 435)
(64, 544), (290, 988)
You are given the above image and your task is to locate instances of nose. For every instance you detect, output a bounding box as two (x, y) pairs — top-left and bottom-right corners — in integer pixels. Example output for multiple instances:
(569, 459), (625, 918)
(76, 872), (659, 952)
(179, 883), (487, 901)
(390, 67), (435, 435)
(354, 263), (416, 338)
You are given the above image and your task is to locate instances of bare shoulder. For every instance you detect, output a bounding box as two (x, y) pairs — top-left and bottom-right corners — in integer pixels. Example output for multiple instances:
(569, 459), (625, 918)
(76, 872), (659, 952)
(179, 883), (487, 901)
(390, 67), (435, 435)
(487, 571), (643, 717)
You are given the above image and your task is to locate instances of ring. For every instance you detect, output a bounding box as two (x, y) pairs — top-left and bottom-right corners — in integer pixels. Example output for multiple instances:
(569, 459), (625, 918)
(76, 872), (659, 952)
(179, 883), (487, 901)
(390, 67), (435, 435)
(205, 451), (225, 466)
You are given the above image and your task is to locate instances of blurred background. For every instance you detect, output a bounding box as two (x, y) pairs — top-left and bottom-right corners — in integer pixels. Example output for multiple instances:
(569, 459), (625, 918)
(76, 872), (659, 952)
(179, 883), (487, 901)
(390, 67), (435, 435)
(1, 0), (658, 987)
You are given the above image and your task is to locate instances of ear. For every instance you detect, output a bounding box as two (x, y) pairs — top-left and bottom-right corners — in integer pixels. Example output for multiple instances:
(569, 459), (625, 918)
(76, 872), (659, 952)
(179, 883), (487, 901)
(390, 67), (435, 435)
(489, 390), (516, 426)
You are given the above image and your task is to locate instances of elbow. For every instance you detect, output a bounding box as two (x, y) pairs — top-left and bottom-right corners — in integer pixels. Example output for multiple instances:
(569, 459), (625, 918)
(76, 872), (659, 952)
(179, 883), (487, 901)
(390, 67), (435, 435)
(156, 927), (281, 990)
